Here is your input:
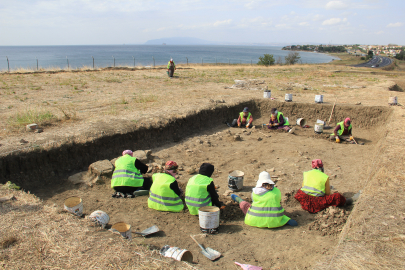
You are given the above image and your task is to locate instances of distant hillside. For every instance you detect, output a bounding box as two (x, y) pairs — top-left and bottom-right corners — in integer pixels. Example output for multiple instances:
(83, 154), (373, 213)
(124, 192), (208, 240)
(144, 37), (216, 45)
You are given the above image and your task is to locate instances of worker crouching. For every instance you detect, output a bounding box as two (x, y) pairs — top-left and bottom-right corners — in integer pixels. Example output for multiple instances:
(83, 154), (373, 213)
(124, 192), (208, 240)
(231, 171), (297, 228)
(148, 161), (184, 212)
(111, 150), (152, 198)
(185, 163), (223, 215)
(330, 118), (355, 143)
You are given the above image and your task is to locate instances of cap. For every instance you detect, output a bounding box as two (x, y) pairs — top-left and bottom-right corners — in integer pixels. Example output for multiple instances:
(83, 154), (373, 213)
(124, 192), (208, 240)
(243, 107), (249, 112)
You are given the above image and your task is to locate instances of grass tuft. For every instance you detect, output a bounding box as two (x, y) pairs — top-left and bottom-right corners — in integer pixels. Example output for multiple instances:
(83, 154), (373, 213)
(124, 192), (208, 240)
(7, 109), (56, 130)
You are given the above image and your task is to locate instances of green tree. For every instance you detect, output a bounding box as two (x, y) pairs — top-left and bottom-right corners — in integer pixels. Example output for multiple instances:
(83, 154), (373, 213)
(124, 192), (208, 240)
(285, 52), (301, 65)
(257, 54), (275, 66)
(366, 50), (374, 60)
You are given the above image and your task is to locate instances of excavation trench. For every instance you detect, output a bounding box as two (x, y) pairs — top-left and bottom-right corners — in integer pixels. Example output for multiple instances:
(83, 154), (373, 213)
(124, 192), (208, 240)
(0, 100), (392, 269)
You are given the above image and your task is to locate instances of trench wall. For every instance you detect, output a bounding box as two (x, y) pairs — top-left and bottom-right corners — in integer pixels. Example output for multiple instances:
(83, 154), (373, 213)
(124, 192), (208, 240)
(0, 100), (391, 190)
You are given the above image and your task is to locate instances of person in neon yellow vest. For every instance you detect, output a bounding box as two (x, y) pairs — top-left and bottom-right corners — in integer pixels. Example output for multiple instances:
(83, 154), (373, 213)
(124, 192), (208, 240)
(185, 163), (223, 215)
(330, 118), (354, 143)
(294, 159), (360, 213)
(267, 108), (294, 133)
(231, 171), (298, 228)
(167, 59), (176, 77)
(227, 107), (254, 128)
(111, 150), (151, 198)
(148, 161), (184, 212)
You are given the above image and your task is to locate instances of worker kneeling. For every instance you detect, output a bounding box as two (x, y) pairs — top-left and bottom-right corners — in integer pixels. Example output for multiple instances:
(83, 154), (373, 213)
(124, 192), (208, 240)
(185, 163), (223, 215)
(231, 172), (297, 228)
(294, 159), (360, 213)
(148, 161), (184, 212)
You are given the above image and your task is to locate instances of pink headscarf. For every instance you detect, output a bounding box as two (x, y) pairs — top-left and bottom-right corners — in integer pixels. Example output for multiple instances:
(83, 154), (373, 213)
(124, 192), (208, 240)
(344, 118), (351, 126)
(122, 150), (133, 156)
(312, 159), (323, 169)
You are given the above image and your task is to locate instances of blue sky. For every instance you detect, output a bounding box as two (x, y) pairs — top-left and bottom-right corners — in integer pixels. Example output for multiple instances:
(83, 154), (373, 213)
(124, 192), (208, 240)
(0, 0), (404, 45)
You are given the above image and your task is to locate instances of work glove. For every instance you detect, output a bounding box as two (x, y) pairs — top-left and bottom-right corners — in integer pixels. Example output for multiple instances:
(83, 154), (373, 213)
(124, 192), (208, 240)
(350, 136), (354, 141)
(246, 124), (249, 128)
(335, 136), (340, 143)
(238, 123), (241, 127)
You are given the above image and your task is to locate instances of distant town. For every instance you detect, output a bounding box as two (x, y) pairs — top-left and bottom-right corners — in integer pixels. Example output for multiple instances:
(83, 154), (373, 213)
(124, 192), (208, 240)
(282, 44), (404, 58)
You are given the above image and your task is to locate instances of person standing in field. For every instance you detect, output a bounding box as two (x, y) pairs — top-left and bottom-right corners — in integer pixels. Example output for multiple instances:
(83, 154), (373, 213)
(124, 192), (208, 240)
(167, 59), (176, 77)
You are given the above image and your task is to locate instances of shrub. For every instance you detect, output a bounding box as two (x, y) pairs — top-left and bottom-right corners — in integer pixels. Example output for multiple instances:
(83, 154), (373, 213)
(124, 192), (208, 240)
(257, 54), (275, 66)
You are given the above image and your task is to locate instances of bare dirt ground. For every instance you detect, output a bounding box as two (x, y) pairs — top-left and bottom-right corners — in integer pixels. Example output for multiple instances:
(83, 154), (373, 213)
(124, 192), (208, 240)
(1, 58), (405, 269)
(30, 123), (382, 269)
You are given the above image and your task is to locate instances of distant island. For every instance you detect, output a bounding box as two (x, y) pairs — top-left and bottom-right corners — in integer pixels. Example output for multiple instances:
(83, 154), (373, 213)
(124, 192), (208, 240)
(144, 37), (215, 45)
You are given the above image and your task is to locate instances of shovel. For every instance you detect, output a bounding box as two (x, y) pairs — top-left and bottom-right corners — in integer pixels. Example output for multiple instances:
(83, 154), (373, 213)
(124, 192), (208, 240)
(190, 235), (221, 261)
(134, 225), (159, 237)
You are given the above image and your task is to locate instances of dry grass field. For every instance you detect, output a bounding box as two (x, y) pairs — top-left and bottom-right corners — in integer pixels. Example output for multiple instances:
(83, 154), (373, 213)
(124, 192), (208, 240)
(1, 55), (405, 269)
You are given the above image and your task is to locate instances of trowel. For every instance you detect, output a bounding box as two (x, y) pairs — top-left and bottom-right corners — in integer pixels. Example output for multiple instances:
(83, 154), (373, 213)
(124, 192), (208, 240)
(134, 225), (160, 237)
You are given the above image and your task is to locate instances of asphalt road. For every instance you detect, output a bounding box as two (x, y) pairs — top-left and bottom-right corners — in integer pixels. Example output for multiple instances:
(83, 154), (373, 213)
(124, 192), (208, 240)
(353, 56), (393, 68)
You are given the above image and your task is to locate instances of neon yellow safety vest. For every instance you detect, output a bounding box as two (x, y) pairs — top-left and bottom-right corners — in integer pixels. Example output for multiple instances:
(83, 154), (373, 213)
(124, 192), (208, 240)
(148, 173), (184, 212)
(239, 112), (252, 124)
(167, 61), (175, 69)
(331, 121), (352, 136)
(277, 112), (289, 126)
(185, 174), (213, 215)
(301, 169), (328, 197)
(245, 187), (290, 228)
(111, 155), (144, 188)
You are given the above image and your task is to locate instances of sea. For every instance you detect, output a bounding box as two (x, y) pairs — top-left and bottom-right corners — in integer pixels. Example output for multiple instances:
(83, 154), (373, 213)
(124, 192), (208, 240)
(0, 45), (336, 71)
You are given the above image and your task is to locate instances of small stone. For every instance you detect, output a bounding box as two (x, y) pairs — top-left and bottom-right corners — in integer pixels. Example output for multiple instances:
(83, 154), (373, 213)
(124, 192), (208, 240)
(35, 128), (43, 133)
(186, 167), (196, 174)
(233, 135), (242, 141)
(257, 137), (262, 141)
(20, 139), (28, 144)
(268, 168), (275, 172)
(223, 190), (233, 196)
(26, 123), (38, 132)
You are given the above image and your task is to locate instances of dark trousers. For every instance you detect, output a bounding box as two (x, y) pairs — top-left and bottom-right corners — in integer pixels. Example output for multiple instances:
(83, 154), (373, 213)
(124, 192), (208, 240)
(228, 119), (252, 128)
(113, 177), (152, 194)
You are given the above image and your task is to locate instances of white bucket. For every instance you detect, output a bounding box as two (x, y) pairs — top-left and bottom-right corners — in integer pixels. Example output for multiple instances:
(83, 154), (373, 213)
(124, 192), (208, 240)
(263, 91), (271, 98)
(199, 206), (220, 232)
(315, 95), (324, 103)
(64, 197), (83, 216)
(88, 210), (110, 228)
(160, 245), (193, 262)
(316, 119), (325, 125)
(228, 170), (244, 191)
(389, 96), (398, 105)
(314, 123), (324, 133)
(111, 222), (132, 239)
(296, 118), (306, 127)
(285, 94), (293, 102)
